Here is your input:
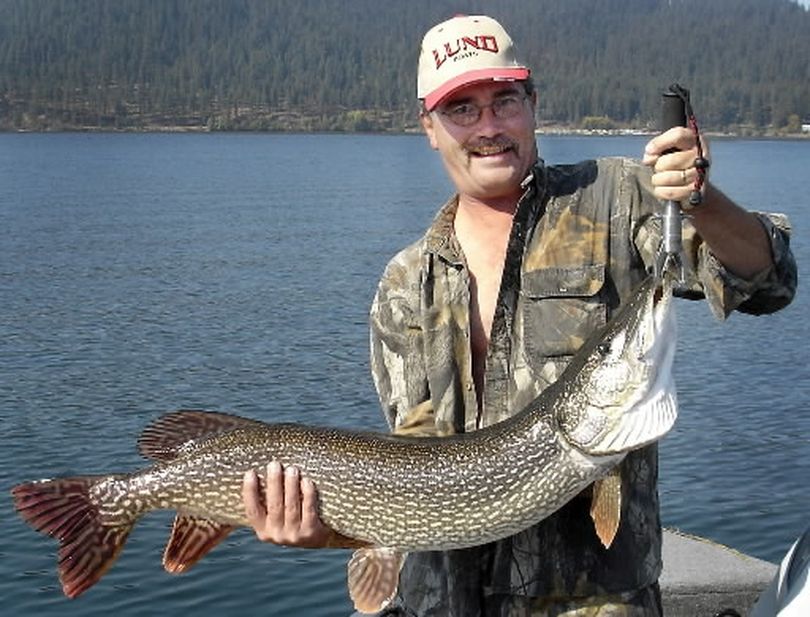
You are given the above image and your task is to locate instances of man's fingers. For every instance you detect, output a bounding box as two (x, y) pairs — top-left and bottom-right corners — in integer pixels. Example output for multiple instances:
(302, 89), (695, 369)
(300, 476), (321, 530)
(651, 168), (694, 188)
(242, 469), (263, 525)
(284, 465), (303, 529)
(265, 460), (285, 528)
(644, 127), (693, 159)
(241, 460), (329, 547)
(654, 149), (695, 174)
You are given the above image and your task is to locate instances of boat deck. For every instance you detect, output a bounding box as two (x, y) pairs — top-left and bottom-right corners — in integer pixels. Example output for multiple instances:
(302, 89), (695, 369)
(661, 529), (777, 616)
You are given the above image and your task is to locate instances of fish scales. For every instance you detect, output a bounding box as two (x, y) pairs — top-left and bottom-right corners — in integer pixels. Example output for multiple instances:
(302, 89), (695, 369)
(103, 413), (582, 551)
(12, 275), (679, 607)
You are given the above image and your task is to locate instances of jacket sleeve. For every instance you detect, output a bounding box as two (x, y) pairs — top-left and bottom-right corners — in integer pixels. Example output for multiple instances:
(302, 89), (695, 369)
(628, 159), (797, 319)
(369, 253), (432, 432)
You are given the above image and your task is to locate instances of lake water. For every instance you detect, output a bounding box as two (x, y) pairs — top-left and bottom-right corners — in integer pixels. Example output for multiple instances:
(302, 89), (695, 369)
(0, 133), (807, 616)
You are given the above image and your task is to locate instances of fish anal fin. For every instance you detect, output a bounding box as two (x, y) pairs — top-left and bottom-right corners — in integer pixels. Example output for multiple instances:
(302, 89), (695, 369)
(138, 410), (266, 462)
(11, 476), (133, 598)
(347, 547), (405, 614)
(590, 467), (622, 549)
(163, 513), (234, 574)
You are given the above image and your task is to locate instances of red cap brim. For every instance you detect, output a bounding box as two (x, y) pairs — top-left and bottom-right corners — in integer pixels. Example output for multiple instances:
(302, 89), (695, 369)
(424, 67), (530, 111)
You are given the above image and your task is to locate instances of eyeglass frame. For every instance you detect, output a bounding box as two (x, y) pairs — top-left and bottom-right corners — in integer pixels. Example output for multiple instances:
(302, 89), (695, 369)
(419, 79), (536, 126)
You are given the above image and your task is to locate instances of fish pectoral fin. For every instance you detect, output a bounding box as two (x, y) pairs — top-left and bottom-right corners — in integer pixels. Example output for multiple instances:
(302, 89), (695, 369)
(138, 410), (266, 462)
(347, 547), (405, 614)
(163, 513), (235, 574)
(590, 468), (622, 549)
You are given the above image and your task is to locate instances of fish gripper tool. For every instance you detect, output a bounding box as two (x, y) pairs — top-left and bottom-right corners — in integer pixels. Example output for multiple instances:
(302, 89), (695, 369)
(654, 84), (690, 284)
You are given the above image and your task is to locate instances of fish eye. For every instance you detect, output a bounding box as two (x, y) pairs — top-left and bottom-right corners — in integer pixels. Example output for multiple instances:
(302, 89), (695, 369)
(596, 342), (611, 356)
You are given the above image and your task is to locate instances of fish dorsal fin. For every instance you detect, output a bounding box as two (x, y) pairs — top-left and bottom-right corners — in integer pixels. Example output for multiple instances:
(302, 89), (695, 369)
(347, 547), (405, 614)
(138, 410), (265, 462)
(590, 466), (622, 548)
(163, 513), (235, 574)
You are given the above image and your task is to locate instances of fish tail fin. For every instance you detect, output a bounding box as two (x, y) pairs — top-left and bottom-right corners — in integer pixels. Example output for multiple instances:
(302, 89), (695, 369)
(11, 476), (133, 598)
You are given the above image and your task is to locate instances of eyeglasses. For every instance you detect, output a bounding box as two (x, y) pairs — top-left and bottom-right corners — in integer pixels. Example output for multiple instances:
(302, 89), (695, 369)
(438, 94), (528, 127)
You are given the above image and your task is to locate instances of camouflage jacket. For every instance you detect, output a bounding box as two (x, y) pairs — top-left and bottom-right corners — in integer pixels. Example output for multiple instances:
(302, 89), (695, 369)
(369, 157), (796, 616)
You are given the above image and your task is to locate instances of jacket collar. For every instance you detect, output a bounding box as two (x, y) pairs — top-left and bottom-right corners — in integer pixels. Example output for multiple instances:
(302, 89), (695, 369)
(423, 160), (548, 266)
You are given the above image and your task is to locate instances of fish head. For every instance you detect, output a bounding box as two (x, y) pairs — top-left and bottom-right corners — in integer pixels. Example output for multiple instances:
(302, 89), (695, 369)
(557, 275), (677, 456)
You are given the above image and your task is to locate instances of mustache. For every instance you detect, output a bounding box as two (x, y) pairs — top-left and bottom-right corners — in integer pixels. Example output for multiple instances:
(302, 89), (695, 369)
(464, 136), (518, 155)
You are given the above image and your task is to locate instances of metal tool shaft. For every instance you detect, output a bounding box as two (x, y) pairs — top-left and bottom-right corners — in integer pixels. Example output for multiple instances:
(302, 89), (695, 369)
(656, 86), (689, 282)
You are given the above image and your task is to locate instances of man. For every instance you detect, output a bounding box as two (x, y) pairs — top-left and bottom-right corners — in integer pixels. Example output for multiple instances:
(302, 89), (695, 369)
(242, 14), (797, 617)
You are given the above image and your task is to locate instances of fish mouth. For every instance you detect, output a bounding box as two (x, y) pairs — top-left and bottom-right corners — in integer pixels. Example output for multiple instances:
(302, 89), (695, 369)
(651, 280), (674, 335)
(653, 280), (677, 359)
(559, 277), (679, 456)
(596, 280), (678, 455)
(629, 277), (674, 363)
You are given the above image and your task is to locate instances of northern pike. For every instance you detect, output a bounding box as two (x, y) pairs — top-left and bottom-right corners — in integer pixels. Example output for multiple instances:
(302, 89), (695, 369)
(12, 275), (678, 612)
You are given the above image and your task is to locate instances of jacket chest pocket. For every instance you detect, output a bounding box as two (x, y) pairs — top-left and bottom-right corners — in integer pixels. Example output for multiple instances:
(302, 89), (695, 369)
(520, 264), (608, 361)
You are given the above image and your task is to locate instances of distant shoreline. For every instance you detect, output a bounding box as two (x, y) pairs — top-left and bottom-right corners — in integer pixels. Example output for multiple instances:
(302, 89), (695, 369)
(536, 128), (810, 140)
(3, 103), (807, 138)
(4, 125), (809, 140)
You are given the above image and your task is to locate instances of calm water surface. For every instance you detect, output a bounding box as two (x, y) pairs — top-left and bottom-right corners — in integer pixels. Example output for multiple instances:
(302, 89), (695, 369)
(1, 133), (807, 616)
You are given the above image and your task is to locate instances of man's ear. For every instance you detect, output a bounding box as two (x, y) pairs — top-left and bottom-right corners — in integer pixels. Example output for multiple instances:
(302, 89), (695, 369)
(420, 113), (439, 150)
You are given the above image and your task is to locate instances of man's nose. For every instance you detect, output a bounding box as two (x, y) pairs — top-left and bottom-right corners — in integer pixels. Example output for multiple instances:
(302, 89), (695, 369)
(475, 104), (503, 134)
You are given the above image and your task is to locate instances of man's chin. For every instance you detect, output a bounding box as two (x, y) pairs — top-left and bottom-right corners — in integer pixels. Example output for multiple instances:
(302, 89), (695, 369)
(466, 182), (525, 202)
(467, 167), (524, 194)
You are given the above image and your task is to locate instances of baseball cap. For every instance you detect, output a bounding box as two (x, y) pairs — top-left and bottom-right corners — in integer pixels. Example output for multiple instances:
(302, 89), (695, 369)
(417, 15), (530, 112)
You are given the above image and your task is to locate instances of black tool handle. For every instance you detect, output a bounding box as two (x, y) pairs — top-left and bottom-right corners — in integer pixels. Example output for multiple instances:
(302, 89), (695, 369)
(661, 87), (687, 131)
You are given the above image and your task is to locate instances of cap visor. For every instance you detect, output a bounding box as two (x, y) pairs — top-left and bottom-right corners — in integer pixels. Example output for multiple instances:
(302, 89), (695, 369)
(424, 67), (530, 111)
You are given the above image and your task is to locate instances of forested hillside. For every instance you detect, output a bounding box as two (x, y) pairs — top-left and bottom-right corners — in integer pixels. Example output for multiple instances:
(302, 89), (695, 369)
(1, 0), (808, 132)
